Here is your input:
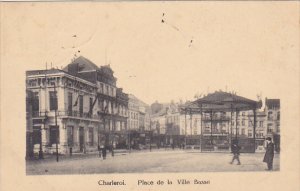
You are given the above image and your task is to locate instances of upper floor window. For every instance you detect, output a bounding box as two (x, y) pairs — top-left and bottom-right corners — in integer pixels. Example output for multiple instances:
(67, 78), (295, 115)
(32, 92), (39, 112)
(68, 93), (73, 113)
(110, 87), (113, 96)
(100, 83), (104, 93)
(241, 129), (245, 135)
(49, 91), (58, 111)
(106, 85), (109, 95)
(268, 111), (273, 120)
(259, 121), (263, 127)
(89, 97), (93, 115)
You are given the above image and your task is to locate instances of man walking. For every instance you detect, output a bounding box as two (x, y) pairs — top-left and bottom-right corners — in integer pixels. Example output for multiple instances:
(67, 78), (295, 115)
(102, 145), (107, 160)
(230, 139), (241, 165)
(263, 137), (274, 170)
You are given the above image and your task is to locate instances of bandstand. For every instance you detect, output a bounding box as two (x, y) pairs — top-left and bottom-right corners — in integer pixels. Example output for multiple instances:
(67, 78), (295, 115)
(180, 91), (262, 153)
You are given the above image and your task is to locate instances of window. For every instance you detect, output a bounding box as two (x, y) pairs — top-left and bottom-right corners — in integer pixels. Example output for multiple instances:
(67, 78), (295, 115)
(49, 91), (58, 111)
(267, 124), (273, 133)
(111, 102), (114, 114)
(100, 83), (104, 93)
(242, 119), (245, 126)
(268, 111), (273, 120)
(67, 126), (74, 146)
(88, 127), (94, 146)
(32, 126), (41, 145)
(241, 129), (245, 135)
(89, 97), (93, 115)
(277, 112), (280, 120)
(50, 126), (59, 145)
(267, 128), (273, 133)
(32, 92), (39, 112)
(106, 85), (109, 95)
(79, 95), (83, 117)
(259, 121), (263, 127)
(248, 130), (252, 137)
(68, 93), (73, 114)
(110, 87), (113, 96)
(248, 121), (253, 127)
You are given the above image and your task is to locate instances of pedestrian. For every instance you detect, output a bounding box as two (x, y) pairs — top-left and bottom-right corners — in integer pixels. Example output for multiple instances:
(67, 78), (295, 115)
(111, 144), (114, 157)
(102, 145), (107, 160)
(230, 139), (241, 165)
(263, 137), (274, 171)
(98, 145), (102, 158)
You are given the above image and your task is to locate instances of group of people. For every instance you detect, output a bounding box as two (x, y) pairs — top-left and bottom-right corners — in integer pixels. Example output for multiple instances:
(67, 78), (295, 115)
(230, 137), (275, 171)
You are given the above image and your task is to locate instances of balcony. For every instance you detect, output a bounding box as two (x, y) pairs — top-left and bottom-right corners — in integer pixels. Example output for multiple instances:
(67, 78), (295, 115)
(202, 115), (230, 121)
(58, 110), (99, 120)
(32, 111), (48, 118)
(203, 129), (228, 135)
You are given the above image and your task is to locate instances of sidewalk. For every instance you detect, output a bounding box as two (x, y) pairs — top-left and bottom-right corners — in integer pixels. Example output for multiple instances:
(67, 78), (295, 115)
(27, 149), (130, 163)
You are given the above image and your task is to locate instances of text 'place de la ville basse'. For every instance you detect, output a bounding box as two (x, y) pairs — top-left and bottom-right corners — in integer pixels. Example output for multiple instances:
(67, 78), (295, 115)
(25, 56), (280, 174)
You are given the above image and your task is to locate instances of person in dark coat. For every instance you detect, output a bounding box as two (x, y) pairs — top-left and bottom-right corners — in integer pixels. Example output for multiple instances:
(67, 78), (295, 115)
(263, 137), (274, 170)
(230, 140), (241, 165)
(102, 145), (107, 160)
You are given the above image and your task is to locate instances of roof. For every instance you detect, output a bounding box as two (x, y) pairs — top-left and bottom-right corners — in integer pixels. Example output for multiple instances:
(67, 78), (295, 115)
(26, 68), (64, 76)
(265, 99), (280, 108)
(196, 91), (257, 104)
(63, 56), (99, 72)
(182, 91), (262, 112)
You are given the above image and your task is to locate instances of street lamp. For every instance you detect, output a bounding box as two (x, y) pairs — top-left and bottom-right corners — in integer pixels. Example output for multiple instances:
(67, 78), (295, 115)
(53, 83), (59, 162)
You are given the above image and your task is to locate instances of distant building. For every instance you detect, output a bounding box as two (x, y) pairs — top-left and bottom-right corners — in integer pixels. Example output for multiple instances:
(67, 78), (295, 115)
(128, 94), (140, 131)
(264, 98), (280, 152)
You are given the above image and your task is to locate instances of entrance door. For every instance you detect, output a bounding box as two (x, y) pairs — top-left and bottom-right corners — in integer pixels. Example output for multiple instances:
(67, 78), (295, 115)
(79, 127), (84, 152)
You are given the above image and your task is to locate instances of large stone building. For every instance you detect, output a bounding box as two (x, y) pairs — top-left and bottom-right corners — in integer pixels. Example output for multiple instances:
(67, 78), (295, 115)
(26, 56), (129, 156)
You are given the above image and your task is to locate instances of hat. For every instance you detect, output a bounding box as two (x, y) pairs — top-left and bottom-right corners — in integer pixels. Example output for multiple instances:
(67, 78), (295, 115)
(266, 137), (272, 141)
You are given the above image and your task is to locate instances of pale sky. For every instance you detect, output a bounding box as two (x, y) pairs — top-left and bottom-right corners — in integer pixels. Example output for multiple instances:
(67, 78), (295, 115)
(2, 2), (299, 105)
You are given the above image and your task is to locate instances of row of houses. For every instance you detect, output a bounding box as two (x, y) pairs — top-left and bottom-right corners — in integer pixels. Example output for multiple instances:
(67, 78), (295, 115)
(26, 56), (150, 158)
(149, 95), (280, 152)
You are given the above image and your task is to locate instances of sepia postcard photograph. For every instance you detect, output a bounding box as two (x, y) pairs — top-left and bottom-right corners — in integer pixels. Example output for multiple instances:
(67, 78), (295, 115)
(0, 1), (299, 191)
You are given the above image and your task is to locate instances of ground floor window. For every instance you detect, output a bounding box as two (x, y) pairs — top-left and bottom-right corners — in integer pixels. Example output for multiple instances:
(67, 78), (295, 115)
(50, 126), (60, 145)
(67, 126), (74, 146)
(88, 127), (94, 146)
(32, 126), (41, 145)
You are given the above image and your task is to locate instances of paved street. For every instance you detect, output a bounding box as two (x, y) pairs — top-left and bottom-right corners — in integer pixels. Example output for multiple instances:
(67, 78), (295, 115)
(26, 150), (279, 175)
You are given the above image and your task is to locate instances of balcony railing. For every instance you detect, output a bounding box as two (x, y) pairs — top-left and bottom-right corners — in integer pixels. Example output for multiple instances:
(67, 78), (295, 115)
(58, 110), (99, 120)
(203, 129), (228, 134)
(32, 111), (48, 118)
(202, 115), (230, 121)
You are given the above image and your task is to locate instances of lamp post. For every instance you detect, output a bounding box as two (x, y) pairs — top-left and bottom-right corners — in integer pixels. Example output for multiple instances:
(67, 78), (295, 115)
(54, 83), (59, 162)
(235, 109), (239, 140)
(149, 122), (152, 152)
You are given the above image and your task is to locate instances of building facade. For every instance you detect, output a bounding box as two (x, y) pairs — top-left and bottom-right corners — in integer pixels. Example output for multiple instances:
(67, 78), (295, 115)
(26, 56), (129, 156)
